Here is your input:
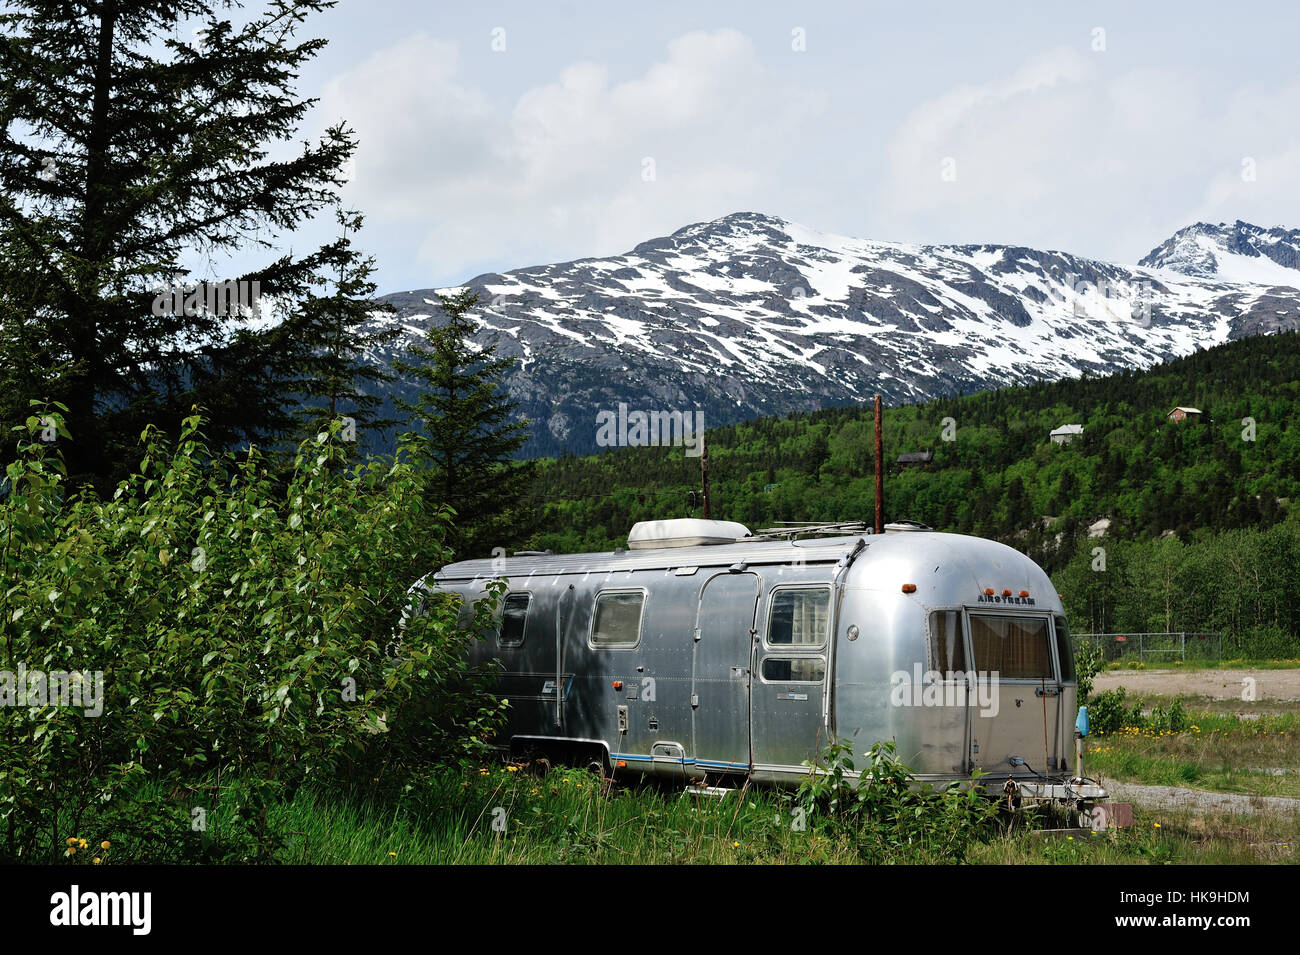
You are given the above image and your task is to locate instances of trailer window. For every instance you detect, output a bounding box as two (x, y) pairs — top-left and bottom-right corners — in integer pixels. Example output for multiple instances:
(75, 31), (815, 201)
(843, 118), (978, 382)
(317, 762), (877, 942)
(498, 593), (531, 648)
(761, 657), (826, 683)
(968, 614), (1053, 680)
(591, 591), (645, 648)
(928, 610), (967, 673)
(768, 588), (830, 647)
(1054, 615), (1075, 682)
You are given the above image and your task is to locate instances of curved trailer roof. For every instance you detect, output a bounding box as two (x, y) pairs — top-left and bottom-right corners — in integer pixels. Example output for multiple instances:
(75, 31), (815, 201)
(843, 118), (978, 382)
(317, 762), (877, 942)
(431, 534), (866, 582)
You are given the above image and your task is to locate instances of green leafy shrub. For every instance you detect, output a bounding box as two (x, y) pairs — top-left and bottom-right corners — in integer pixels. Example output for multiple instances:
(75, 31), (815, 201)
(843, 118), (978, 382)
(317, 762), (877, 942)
(1087, 686), (1190, 736)
(0, 405), (505, 862)
(1146, 698), (1190, 734)
(1087, 687), (1131, 735)
(1074, 639), (1104, 702)
(794, 737), (1000, 863)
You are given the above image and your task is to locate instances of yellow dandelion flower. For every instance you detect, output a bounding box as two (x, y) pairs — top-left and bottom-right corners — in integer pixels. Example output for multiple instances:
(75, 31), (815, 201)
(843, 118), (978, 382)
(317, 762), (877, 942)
(388, 851), (397, 857)
(1154, 822), (1161, 828)
(66, 837), (77, 846)
(93, 857), (101, 865)
(66, 847), (76, 856)
(506, 765), (519, 772)
(101, 840), (110, 850)
(78, 839), (88, 849)
(732, 841), (740, 847)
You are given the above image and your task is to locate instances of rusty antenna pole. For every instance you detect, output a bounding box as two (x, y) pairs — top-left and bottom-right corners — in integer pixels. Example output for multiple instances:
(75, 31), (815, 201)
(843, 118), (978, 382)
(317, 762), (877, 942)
(701, 434), (711, 519)
(874, 394), (884, 534)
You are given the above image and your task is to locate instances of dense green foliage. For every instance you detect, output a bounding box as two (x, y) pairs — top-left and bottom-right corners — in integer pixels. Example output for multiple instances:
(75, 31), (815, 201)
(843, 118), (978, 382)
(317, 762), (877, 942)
(0, 406), (504, 862)
(1052, 527), (1300, 655)
(528, 332), (1300, 654)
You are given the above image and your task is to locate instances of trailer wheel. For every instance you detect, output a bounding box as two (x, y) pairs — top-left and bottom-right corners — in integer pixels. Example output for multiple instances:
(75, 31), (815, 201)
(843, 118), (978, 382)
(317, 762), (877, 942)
(585, 757), (607, 777)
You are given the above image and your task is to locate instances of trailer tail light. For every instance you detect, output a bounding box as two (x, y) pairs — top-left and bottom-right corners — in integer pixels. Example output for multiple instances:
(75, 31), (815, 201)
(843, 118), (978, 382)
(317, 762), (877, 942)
(612, 681), (623, 690)
(984, 588), (994, 596)
(1019, 590), (1029, 598)
(1001, 589), (1012, 597)
(616, 759), (627, 769)
(901, 583), (917, 593)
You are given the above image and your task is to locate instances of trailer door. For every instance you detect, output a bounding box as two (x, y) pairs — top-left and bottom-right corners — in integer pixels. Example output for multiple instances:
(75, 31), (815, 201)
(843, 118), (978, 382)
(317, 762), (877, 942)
(751, 585), (832, 772)
(964, 610), (1062, 777)
(691, 573), (759, 773)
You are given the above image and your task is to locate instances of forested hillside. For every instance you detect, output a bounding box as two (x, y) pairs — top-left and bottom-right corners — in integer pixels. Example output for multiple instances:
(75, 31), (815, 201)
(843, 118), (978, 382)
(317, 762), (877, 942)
(529, 331), (1300, 655)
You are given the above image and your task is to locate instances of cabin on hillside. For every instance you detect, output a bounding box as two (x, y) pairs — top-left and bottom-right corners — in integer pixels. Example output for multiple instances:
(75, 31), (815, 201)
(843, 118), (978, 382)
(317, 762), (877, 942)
(896, 450), (934, 470)
(1168, 406), (1202, 423)
(1049, 424), (1084, 445)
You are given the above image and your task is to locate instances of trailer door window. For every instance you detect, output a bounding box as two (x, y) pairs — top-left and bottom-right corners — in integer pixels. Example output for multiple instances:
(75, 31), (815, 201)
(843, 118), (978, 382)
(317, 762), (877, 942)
(498, 593), (531, 648)
(761, 657), (827, 682)
(767, 588), (830, 648)
(968, 614), (1053, 680)
(590, 591), (645, 648)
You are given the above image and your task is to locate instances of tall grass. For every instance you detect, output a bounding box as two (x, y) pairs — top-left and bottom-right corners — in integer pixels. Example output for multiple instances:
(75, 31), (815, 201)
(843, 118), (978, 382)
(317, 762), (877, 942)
(49, 763), (1297, 865)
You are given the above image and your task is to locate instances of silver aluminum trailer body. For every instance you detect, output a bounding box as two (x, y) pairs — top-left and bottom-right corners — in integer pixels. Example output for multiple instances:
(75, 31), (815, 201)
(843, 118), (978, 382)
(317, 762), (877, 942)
(421, 528), (1086, 792)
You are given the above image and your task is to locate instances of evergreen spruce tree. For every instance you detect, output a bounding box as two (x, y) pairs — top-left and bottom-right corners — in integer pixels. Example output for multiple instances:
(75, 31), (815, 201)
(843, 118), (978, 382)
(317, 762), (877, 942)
(394, 289), (535, 560)
(0, 0), (355, 488)
(284, 207), (399, 451)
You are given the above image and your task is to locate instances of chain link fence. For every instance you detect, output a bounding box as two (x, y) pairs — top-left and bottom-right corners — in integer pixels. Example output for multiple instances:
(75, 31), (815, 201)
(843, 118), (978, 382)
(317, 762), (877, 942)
(1074, 632), (1222, 663)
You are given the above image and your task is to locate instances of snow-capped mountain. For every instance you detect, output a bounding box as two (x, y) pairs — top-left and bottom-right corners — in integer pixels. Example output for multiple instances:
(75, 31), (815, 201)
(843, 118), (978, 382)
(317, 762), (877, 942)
(1139, 221), (1300, 285)
(365, 213), (1300, 457)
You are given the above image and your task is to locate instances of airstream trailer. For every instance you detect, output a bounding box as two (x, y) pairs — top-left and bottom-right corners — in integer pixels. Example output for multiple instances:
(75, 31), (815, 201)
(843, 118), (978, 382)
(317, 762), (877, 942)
(415, 519), (1106, 806)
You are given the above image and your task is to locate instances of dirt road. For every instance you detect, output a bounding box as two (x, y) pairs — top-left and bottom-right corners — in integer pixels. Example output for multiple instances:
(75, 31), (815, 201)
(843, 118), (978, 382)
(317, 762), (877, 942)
(1092, 668), (1300, 702)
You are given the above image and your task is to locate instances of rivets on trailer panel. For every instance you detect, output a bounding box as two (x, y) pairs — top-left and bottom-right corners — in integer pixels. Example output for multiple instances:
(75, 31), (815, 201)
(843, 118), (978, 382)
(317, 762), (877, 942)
(847, 624), (860, 641)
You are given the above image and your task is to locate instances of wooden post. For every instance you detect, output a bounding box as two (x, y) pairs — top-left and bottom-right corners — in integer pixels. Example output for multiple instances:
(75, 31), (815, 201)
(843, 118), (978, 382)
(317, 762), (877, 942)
(701, 435), (711, 519)
(874, 394), (884, 534)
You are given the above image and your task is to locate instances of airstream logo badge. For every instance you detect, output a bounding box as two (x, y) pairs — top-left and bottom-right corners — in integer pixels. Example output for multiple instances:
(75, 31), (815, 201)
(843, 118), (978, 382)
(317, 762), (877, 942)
(890, 665), (1000, 717)
(976, 593), (1035, 605)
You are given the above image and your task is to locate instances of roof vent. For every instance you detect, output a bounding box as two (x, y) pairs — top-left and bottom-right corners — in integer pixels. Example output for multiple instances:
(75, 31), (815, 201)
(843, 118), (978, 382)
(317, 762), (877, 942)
(627, 519), (751, 550)
(884, 521), (933, 532)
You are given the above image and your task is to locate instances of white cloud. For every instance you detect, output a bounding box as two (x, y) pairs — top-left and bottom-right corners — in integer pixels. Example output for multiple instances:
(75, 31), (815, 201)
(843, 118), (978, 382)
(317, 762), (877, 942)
(874, 48), (1300, 260)
(321, 28), (823, 283)
(314, 22), (1300, 288)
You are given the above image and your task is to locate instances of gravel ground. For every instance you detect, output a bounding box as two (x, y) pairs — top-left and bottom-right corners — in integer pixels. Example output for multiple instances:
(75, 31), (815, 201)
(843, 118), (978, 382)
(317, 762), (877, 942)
(1103, 782), (1300, 815)
(1092, 667), (1300, 702)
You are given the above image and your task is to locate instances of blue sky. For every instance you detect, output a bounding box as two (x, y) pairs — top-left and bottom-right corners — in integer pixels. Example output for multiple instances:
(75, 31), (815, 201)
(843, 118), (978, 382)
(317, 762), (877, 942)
(261, 0), (1300, 293)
